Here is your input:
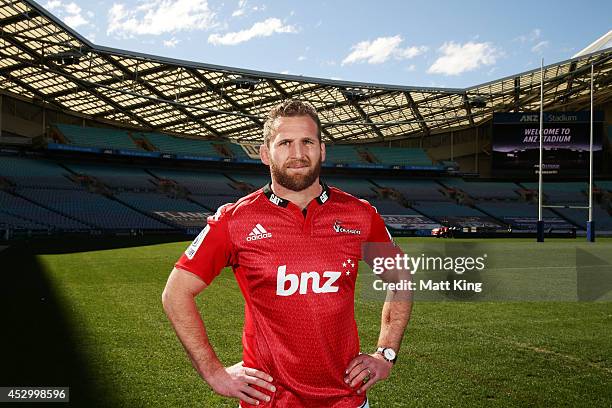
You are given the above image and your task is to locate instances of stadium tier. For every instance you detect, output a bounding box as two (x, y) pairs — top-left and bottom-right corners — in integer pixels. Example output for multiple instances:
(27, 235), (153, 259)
(0, 156), (80, 189)
(53, 124), (441, 168)
(115, 192), (207, 213)
(0, 190), (88, 230)
(521, 182), (588, 204)
(412, 201), (488, 217)
(596, 181), (612, 192)
(0, 210), (48, 231)
(1, 155), (610, 237)
(325, 177), (378, 198)
(474, 202), (574, 230)
(16, 188), (172, 230)
(372, 179), (450, 201)
(149, 169), (238, 195)
(365, 146), (432, 166)
(224, 142), (250, 159)
(143, 133), (222, 156)
(439, 179), (521, 200)
(368, 199), (421, 215)
(55, 124), (142, 151)
(114, 192), (210, 227)
(190, 195), (241, 211)
(324, 145), (367, 164)
(556, 206), (612, 230)
(66, 163), (157, 190)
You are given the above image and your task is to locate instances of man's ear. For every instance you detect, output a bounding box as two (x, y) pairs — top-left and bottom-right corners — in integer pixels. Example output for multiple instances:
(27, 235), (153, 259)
(320, 142), (326, 163)
(260, 144), (270, 166)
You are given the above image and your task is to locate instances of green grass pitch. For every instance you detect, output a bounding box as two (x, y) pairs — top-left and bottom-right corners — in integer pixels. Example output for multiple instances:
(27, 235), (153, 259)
(37, 238), (612, 407)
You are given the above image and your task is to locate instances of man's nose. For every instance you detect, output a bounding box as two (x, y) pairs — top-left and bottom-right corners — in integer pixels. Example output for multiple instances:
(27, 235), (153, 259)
(290, 142), (306, 158)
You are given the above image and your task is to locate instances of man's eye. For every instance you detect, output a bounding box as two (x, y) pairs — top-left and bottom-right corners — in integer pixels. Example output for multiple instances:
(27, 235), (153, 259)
(279, 141), (289, 146)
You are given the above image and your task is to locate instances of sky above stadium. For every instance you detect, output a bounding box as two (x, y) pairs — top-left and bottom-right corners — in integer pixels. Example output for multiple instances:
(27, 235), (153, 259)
(42, 0), (612, 89)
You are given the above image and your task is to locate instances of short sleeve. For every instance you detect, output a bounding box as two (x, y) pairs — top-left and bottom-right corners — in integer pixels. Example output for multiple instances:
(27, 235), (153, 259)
(174, 204), (234, 285)
(367, 207), (393, 243)
(362, 206), (401, 269)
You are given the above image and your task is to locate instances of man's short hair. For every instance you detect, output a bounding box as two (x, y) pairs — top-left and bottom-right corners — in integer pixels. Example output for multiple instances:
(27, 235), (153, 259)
(263, 99), (322, 146)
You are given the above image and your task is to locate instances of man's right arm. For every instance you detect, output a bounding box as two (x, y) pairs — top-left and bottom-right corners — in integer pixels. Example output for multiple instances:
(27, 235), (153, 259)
(162, 267), (274, 405)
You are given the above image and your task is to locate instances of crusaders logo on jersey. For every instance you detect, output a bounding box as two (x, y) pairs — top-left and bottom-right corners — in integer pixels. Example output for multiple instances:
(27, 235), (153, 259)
(333, 220), (361, 235)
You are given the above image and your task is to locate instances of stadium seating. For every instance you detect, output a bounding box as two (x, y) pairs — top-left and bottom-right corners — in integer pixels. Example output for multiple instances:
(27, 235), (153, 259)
(149, 169), (238, 195)
(475, 202), (555, 218)
(326, 177), (377, 198)
(372, 179), (450, 201)
(596, 181), (612, 192)
(0, 210), (49, 231)
(325, 145), (366, 164)
(365, 147), (432, 166)
(224, 142), (250, 159)
(411, 202), (488, 217)
(56, 124), (141, 151)
(17, 188), (171, 230)
(556, 206), (612, 231)
(368, 199), (419, 215)
(67, 163), (156, 190)
(474, 201), (575, 230)
(522, 182), (588, 204)
(115, 192), (207, 213)
(440, 179), (521, 200)
(190, 195), (239, 211)
(0, 156), (79, 189)
(143, 133), (222, 157)
(226, 173), (270, 189)
(0, 190), (87, 230)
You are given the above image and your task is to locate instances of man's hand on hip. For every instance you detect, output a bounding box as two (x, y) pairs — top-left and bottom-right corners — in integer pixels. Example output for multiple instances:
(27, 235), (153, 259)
(344, 353), (393, 395)
(208, 361), (276, 405)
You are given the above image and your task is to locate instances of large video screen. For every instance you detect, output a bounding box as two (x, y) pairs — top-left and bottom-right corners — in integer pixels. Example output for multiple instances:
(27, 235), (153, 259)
(492, 112), (603, 178)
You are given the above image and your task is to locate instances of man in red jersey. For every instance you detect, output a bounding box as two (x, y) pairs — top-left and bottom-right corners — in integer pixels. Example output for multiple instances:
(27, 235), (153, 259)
(163, 100), (412, 407)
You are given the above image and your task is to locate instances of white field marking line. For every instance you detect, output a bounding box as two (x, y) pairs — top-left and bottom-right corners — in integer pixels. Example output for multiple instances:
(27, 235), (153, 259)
(462, 329), (612, 375)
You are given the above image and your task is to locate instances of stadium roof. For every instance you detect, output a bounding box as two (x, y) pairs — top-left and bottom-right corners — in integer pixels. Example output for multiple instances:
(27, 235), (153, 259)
(1, 0), (611, 144)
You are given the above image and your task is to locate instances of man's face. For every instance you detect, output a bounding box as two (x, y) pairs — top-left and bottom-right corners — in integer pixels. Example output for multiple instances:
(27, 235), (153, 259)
(260, 115), (326, 192)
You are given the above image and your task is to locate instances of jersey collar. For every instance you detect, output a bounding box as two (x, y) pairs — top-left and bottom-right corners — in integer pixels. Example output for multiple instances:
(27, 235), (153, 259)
(263, 181), (330, 208)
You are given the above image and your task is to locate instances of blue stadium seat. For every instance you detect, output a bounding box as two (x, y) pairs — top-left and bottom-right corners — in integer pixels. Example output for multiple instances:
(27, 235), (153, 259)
(149, 169), (237, 195)
(521, 182), (588, 204)
(16, 188), (171, 230)
(372, 179), (450, 201)
(56, 124), (141, 151)
(143, 133), (223, 157)
(365, 147), (432, 166)
(440, 179), (521, 200)
(190, 195), (239, 212)
(0, 156), (79, 189)
(368, 198), (419, 215)
(115, 192), (208, 213)
(0, 190), (87, 230)
(67, 163), (156, 190)
(326, 177), (377, 198)
(325, 145), (366, 164)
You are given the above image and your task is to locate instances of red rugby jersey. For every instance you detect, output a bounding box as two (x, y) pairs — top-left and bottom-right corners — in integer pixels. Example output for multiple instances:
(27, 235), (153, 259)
(175, 182), (392, 408)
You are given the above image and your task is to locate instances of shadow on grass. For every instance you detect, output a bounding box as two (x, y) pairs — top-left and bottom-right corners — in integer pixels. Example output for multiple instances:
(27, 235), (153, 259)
(0, 244), (119, 407)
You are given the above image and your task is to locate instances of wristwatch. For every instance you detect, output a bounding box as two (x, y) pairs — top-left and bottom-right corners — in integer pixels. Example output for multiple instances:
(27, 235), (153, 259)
(376, 347), (397, 364)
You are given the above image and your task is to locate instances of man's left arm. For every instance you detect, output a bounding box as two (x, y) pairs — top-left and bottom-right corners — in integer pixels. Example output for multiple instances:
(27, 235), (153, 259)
(345, 207), (413, 394)
(345, 287), (412, 394)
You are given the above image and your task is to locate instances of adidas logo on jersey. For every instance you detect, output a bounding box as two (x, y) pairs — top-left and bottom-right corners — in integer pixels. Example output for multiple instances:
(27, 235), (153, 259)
(246, 224), (272, 241)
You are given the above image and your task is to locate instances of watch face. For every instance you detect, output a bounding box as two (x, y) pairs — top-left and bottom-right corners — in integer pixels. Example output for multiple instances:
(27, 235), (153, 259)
(383, 348), (396, 360)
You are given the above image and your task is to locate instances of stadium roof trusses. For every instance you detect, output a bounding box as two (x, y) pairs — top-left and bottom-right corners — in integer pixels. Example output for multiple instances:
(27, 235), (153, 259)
(1, 0), (611, 144)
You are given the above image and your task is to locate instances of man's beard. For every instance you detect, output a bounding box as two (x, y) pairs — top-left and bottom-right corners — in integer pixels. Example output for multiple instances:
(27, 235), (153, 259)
(270, 157), (322, 192)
